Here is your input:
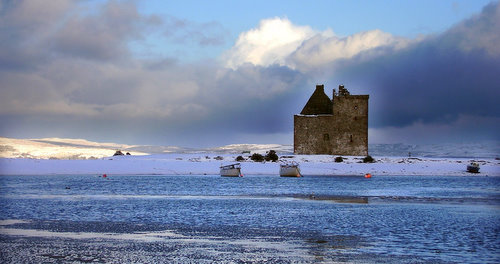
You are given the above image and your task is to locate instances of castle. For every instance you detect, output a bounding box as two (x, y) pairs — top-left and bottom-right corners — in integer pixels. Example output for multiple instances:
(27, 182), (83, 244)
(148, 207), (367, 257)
(294, 84), (369, 156)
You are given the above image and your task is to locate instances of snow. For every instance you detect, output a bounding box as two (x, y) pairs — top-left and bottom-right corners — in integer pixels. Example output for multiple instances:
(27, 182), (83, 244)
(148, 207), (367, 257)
(1, 137), (499, 176)
(0, 153), (498, 176)
(0, 137), (148, 159)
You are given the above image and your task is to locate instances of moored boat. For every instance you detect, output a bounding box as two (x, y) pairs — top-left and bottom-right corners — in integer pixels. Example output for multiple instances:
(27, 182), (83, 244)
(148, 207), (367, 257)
(220, 163), (242, 177)
(466, 162), (480, 173)
(280, 161), (301, 177)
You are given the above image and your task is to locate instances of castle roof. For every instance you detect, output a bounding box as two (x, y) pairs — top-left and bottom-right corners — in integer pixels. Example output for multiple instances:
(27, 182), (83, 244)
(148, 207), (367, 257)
(300, 84), (333, 115)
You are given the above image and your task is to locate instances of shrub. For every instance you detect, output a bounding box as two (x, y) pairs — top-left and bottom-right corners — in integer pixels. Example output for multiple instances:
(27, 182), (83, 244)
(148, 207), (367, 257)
(250, 153), (264, 162)
(265, 150), (279, 162)
(235, 155), (245, 161)
(214, 156), (223, 160)
(334, 156), (343, 163)
(363, 155), (374, 163)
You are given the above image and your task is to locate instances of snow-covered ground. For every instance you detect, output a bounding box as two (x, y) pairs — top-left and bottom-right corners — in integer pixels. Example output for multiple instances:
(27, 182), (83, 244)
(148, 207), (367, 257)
(0, 137), (293, 159)
(0, 137), (148, 159)
(0, 153), (498, 176)
(0, 137), (499, 176)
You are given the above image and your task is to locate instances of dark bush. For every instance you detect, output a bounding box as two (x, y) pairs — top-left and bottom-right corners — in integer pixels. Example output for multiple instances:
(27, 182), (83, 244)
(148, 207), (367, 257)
(265, 150), (279, 162)
(235, 155), (245, 161)
(250, 153), (264, 162)
(214, 156), (223, 160)
(334, 156), (343, 162)
(363, 155), (374, 163)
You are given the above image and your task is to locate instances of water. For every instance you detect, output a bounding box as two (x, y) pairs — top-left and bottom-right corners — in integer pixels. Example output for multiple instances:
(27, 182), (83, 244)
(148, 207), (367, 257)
(1, 175), (499, 263)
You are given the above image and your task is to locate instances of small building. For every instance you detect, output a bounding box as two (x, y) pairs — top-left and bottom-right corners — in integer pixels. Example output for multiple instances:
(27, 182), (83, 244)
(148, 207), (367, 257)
(294, 84), (369, 156)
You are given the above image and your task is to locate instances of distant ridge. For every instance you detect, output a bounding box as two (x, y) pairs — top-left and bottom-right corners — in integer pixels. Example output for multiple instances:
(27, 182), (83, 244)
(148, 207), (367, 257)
(0, 137), (498, 159)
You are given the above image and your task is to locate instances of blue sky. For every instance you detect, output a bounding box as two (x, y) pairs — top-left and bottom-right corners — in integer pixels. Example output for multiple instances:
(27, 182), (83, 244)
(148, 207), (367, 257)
(137, 0), (491, 37)
(132, 0), (493, 60)
(0, 0), (499, 147)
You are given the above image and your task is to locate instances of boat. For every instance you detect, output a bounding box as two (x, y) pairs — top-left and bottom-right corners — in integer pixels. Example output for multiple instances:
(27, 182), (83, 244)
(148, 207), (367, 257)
(280, 161), (301, 177)
(220, 163), (242, 177)
(467, 162), (480, 173)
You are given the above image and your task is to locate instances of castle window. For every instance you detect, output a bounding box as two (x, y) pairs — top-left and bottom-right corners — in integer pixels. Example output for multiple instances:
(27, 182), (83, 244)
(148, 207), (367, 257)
(349, 135), (353, 142)
(323, 133), (330, 141)
(354, 105), (358, 110)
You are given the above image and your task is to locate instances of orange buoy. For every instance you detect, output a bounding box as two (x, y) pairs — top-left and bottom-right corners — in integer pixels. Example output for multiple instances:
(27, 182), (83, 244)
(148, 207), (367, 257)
(364, 173), (372, 178)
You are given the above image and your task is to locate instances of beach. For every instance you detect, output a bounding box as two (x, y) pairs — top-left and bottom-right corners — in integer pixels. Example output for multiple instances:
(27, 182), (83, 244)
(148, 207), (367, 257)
(1, 153), (499, 176)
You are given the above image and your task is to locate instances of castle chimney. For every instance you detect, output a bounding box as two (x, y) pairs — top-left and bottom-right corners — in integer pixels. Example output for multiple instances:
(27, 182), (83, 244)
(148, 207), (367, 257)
(338, 84), (349, 96)
(316, 84), (324, 91)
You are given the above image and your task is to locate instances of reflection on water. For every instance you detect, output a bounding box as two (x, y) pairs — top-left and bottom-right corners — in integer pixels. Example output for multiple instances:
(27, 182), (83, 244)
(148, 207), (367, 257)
(0, 175), (499, 263)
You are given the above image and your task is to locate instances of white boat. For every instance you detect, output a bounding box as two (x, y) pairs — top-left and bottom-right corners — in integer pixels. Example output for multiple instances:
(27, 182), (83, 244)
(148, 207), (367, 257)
(280, 162), (301, 177)
(467, 162), (480, 173)
(220, 163), (242, 177)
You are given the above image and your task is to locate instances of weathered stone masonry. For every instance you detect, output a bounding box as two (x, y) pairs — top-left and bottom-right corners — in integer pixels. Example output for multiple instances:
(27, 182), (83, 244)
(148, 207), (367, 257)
(294, 84), (369, 156)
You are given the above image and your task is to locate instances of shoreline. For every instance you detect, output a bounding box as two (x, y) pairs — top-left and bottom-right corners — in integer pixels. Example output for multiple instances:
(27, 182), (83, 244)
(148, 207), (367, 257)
(1, 154), (499, 176)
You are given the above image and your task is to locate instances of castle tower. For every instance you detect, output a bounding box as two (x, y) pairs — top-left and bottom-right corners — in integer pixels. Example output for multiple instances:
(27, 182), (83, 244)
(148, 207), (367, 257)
(331, 85), (369, 156)
(294, 84), (369, 156)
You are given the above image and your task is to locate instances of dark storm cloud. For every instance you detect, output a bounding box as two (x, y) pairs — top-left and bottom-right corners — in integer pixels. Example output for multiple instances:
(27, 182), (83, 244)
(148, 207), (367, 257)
(0, 0), (71, 70)
(194, 64), (306, 133)
(50, 1), (162, 61)
(331, 2), (500, 132)
(0, 0), (161, 70)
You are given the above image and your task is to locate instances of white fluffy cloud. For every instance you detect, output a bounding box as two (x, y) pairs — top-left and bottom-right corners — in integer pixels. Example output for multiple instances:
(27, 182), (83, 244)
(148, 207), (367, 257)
(222, 18), (319, 69)
(288, 29), (411, 71)
(222, 17), (411, 71)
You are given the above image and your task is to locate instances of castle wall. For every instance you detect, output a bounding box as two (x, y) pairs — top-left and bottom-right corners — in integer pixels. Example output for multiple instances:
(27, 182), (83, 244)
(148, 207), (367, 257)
(294, 115), (335, 155)
(331, 95), (369, 156)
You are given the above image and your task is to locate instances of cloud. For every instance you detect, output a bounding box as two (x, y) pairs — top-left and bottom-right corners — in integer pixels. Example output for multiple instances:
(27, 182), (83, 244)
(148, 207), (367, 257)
(0, 4), (306, 147)
(345, 3), (498, 123)
(0, 0), (72, 70)
(329, 2), (500, 142)
(222, 17), (318, 69)
(445, 2), (500, 56)
(287, 29), (411, 72)
(0, 0), (162, 70)
(0, 61), (305, 146)
(49, 0), (161, 61)
(222, 17), (411, 71)
(219, 3), (500, 144)
(163, 17), (228, 46)
(369, 115), (500, 144)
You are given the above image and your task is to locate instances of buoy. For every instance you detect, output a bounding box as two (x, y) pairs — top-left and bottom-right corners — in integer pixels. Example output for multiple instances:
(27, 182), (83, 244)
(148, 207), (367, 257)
(364, 173), (372, 178)
(102, 174), (107, 178)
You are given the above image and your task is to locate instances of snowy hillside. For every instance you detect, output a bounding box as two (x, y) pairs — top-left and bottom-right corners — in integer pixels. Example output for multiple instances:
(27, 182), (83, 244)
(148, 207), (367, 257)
(0, 137), (293, 160)
(0, 137), (498, 160)
(0, 137), (147, 160)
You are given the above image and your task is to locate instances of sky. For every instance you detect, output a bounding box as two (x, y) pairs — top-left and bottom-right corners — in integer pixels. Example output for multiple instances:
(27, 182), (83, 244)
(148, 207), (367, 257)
(0, 0), (499, 147)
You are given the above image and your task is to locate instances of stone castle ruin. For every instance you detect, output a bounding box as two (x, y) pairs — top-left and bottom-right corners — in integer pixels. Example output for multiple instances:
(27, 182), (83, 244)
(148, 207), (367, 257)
(294, 84), (369, 156)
